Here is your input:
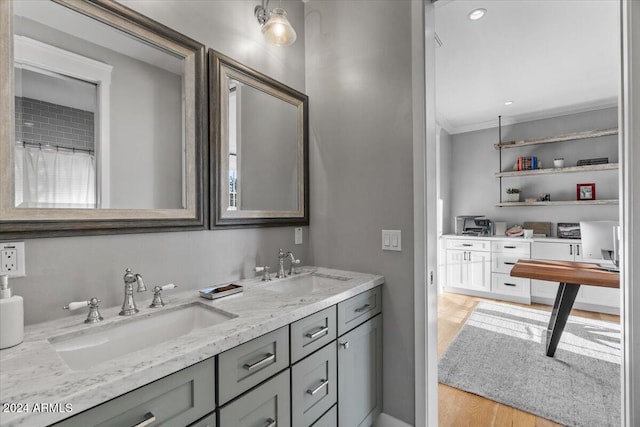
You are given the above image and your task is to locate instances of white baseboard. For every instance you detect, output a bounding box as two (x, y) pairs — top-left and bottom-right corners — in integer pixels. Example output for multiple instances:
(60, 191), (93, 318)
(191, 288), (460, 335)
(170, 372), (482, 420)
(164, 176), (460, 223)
(374, 412), (413, 427)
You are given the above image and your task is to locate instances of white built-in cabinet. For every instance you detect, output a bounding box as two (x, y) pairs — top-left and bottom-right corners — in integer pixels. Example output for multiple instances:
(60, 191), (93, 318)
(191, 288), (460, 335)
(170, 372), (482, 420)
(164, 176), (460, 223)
(442, 236), (619, 313)
(531, 241), (619, 312)
(54, 287), (382, 427)
(445, 239), (491, 292)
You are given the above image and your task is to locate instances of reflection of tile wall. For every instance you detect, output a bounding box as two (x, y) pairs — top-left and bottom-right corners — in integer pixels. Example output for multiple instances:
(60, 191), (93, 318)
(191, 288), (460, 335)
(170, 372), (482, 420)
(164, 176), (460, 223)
(15, 97), (94, 152)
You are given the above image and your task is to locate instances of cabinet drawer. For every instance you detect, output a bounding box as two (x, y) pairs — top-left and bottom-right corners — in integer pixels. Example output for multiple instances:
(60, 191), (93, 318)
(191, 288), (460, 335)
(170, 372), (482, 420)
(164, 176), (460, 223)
(446, 239), (490, 251)
(292, 343), (337, 427)
(311, 405), (337, 427)
(218, 326), (289, 405)
(54, 357), (215, 427)
(219, 369), (291, 427)
(188, 412), (216, 427)
(491, 240), (530, 255)
(291, 306), (337, 364)
(491, 274), (530, 297)
(337, 286), (382, 336)
(492, 254), (526, 274)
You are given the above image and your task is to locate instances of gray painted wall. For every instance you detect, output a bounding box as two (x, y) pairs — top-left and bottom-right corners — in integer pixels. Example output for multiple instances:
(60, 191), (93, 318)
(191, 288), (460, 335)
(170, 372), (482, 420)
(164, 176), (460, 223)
(449, 108), (619, 234)
(11, 0), (309, 326)
(305, 1), (415, 423)
(439, 127), (453, 235)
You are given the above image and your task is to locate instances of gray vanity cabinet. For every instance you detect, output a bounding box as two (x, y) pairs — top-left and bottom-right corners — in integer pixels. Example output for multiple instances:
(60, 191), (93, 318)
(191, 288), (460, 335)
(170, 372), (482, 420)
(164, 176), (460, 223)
(189, 412), (217, 427)
(291, 342), (337, 427)
(290, 306), (337, 363)
(218, 369), (291, 427)
(53, 357), (216, 427)
(337, 314), (383, 427)
(218, 326), (289, 405)
(310, 405), (337, 427)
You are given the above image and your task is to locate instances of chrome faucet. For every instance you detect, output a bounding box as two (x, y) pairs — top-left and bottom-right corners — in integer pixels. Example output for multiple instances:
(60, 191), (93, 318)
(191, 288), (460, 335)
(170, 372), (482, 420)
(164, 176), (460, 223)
(277, 249), (287, 278)
(119, 268), (147, 316)
(287, 251), (301, 275)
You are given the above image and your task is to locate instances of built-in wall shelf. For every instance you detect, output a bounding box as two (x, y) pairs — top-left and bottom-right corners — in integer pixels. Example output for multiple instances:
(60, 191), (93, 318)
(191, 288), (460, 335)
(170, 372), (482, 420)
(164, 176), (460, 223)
(495, 163), (619, 178)
(496, 199), (619, 207)
(494, 127), (618, 149)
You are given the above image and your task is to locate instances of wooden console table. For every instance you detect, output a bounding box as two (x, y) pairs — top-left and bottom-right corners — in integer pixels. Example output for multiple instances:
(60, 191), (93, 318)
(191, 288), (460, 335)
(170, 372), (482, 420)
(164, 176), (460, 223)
(510, 259), (619, 357)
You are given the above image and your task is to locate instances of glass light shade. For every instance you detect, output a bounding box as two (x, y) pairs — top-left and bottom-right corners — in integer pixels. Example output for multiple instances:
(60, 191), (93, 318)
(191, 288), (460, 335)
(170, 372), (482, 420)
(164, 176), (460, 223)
(262, 8), (297, 46)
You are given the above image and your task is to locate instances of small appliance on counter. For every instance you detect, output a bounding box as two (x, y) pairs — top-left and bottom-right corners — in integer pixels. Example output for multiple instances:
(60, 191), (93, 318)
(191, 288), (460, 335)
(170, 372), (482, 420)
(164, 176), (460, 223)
(455, 215), (494, 236)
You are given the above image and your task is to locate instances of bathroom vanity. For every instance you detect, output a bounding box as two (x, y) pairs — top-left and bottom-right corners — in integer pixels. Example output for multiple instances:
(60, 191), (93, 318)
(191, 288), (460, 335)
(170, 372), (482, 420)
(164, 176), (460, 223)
(0, 267), (383, 427)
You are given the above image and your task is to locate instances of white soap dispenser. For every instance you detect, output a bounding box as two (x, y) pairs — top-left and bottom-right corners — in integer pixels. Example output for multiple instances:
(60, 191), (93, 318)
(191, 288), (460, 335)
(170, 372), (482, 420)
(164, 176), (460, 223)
(0, 274), (24, 349)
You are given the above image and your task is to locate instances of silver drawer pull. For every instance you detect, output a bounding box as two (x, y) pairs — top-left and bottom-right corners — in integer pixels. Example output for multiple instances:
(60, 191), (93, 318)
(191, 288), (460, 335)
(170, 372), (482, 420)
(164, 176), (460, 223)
(132, 412), (156, 427)
(307, 379), (329, 395)
(244, 353), (275, 371)
(306, 326), (329, 339)
(504, 245), (516, 249)
(355, 303), (370, 313)
(504, 283), (517, 287)
(264, 417), (276, 427)
(503, 261), (516, 265)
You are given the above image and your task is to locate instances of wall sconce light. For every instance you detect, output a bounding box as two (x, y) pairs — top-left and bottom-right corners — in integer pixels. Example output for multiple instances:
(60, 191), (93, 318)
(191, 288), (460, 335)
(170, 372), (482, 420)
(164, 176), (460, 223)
(255, 0), (297, 47)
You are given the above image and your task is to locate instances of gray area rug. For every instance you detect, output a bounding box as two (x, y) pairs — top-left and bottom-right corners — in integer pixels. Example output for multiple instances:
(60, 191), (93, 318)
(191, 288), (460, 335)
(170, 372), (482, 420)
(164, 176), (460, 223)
(438, 301), (620, 427)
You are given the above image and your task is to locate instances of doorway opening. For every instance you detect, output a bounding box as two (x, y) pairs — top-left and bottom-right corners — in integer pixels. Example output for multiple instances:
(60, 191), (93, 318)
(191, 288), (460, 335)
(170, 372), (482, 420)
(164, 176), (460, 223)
(432, 1), (622, 426)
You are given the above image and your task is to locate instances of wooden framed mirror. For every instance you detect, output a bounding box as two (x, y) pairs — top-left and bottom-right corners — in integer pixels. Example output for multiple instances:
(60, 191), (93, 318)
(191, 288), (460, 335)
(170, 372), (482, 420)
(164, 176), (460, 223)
(0, 0), (207, 238)
(209, 49), (309, 228)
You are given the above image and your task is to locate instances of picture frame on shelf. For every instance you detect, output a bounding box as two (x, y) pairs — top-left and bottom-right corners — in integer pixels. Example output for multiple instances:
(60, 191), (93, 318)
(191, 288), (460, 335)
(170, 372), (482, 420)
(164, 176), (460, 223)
(577, 183), (596, 200)
(557, 222), (581, 239)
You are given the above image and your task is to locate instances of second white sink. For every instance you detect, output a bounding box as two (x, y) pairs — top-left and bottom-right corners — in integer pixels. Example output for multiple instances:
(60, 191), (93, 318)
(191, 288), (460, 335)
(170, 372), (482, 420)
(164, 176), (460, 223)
(261, 272), (351, 296)
(49, 303), (236, 371)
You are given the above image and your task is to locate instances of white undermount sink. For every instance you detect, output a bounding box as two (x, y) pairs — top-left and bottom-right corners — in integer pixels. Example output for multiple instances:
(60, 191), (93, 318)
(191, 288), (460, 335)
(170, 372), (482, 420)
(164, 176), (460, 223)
(49, 303), (236, 371)
(260, 272), (351, 296)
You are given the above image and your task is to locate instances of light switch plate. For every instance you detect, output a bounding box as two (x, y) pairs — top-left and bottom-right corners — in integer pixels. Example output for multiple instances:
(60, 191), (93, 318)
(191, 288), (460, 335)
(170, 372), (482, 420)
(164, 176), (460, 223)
(294, 227), (303, 245)
(0, 242), (26, 277)
(382, 230), (402, 251)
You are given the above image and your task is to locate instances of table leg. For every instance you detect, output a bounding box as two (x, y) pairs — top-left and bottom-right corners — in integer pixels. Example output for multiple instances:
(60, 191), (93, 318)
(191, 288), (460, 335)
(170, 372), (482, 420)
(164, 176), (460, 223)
(546, 282), (580, 357)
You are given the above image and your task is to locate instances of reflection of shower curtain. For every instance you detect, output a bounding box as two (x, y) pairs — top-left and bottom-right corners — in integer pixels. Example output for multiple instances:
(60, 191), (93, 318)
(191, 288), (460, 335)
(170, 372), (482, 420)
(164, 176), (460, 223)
(14, 146), (96, 208)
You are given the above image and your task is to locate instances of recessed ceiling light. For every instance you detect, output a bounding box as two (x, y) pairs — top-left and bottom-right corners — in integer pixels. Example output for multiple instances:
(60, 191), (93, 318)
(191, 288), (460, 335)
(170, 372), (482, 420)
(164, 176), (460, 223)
(504, 101), (514, 106)
(468, 8), (486, 21)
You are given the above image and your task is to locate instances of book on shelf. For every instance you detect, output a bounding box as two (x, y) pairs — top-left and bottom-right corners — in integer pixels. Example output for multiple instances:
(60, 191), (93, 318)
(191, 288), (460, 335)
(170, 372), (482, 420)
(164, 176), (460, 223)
(516, 155), (538, 171)
(577, 157), (609, 166)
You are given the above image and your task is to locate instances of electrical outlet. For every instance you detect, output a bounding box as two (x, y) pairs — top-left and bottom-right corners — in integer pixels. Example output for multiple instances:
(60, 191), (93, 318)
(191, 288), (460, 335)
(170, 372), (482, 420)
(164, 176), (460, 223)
(0, 242), (26, 277)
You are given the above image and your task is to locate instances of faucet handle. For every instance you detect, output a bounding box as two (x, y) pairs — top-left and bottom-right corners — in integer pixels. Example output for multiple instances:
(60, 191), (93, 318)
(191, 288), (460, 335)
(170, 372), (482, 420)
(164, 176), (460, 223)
(255, 266), (271, 281)
(64, 297), (103, 324)
(149, 284), (177, 308)
(64, 300), (91, 311)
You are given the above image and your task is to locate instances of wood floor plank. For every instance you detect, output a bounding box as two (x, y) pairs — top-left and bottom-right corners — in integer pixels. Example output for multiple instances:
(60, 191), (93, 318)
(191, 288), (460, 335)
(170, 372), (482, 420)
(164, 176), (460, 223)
(437, 292), (619, 427)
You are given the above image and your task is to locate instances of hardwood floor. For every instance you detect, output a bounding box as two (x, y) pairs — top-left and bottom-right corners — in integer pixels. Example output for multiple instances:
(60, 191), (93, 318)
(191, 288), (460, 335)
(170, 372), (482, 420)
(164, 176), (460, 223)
(437, 291), (620, 427)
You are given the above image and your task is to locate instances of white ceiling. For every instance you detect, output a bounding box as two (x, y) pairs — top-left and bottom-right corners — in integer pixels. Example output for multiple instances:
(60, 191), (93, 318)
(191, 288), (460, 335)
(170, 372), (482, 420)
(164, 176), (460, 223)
(435, 0), (620, 134)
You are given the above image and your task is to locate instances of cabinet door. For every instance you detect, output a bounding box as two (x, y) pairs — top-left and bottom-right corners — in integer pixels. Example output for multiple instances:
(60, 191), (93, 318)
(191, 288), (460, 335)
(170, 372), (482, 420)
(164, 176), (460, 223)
(467, 250), (491, 291)
(219, 369), (290, 427)
(532, 241), (577, 261)
(337, 315), (382, 427)
(445, 249), (466, 288)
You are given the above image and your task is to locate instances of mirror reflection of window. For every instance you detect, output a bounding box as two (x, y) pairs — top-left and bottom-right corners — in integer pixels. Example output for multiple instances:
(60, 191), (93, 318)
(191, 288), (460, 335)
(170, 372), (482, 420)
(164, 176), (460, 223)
(14, 66), (98, 209)
(228, 80), (238, 211)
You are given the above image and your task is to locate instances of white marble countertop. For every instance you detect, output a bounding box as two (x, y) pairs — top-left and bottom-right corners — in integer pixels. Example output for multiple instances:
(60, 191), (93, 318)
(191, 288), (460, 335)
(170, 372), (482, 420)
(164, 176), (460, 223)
(441, 234), (581, 243)
(0, 266), (384, 427)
